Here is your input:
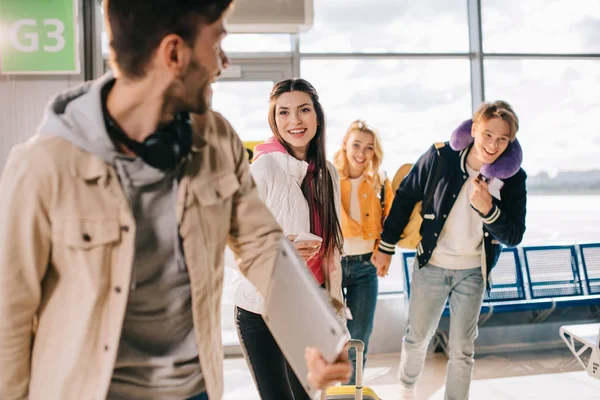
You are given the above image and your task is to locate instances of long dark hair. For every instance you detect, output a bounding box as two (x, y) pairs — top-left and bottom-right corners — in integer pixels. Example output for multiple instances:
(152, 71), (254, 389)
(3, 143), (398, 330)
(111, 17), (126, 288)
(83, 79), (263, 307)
(268, 78), (343, 260)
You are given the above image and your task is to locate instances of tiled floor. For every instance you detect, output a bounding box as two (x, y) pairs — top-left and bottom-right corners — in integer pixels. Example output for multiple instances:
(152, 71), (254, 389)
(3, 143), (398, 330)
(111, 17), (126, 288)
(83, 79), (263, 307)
(223, 347), (600, 399)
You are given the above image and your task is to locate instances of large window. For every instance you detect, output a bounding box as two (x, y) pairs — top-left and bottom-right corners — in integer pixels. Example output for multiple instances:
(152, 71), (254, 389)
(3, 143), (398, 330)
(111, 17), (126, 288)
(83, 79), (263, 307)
(299, 0), (470, 294)
(485, 59), (600, 247)
(484, 59), (600, 174)
(301, 59), (472, 175)
(212, 81), (275, 142)
(222, 34), (291, 53)
(482, 0), (600, 53)
(301, 0), (469, 53)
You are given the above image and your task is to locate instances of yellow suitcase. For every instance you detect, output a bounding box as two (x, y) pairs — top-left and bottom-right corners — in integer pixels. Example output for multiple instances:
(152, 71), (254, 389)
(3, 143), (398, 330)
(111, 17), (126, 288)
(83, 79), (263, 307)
(324, 340), (381, 400)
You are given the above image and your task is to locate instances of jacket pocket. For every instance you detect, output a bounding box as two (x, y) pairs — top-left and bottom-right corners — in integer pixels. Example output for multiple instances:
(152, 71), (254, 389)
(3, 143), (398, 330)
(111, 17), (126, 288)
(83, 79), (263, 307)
(192, 171), (240, 207)
(35, 217), (122, 392)
(58, 218), (120, 249)
(51, 217), (121, 285)
(189, 171), (240, 248)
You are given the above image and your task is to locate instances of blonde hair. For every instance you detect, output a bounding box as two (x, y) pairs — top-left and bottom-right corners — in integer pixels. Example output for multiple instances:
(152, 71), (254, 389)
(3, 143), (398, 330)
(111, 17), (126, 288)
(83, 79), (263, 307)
(473, 100), (520, 141)
(333, 120), (385, 193)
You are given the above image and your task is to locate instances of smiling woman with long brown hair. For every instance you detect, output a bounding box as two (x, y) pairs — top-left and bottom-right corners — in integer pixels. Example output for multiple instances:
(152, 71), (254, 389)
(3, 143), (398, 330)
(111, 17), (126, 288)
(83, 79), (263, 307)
(229, 78), (347, 399)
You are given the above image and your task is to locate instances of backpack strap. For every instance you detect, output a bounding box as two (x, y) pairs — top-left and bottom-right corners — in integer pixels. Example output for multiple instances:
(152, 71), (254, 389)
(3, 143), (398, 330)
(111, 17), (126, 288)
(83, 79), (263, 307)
(422, 146), (445, 213)
(380, 179), (386, 218)
(379, 170), (388, 223)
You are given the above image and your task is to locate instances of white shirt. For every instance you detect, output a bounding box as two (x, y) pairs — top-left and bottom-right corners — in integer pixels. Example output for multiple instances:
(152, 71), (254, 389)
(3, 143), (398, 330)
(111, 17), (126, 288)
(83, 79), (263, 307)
(429, 164), (483, 269)
(228, 152), (342, 314)
(343, 176), (376, 256)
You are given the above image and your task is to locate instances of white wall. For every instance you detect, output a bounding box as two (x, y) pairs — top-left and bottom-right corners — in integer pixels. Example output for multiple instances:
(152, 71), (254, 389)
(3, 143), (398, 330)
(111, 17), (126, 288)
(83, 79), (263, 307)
(0, 75), (84, 171)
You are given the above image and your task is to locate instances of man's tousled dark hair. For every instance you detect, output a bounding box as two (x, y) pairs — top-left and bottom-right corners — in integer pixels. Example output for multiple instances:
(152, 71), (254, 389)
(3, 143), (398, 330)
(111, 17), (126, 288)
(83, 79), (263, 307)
(104, 0), (233, 78)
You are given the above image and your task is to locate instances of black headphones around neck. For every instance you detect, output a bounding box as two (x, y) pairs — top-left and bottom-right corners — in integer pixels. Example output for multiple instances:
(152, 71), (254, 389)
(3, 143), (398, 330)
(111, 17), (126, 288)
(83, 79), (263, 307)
(101, 81), (193, 171)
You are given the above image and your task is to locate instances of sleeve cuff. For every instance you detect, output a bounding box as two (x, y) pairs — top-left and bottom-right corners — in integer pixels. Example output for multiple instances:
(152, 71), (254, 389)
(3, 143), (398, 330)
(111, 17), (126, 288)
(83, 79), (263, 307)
(480, 204), (501, 224)
(378, 240), (396, 255)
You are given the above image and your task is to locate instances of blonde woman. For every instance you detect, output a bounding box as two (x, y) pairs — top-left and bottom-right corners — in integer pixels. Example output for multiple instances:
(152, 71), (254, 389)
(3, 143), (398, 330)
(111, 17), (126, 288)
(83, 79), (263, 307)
(333, 120), (393, 384)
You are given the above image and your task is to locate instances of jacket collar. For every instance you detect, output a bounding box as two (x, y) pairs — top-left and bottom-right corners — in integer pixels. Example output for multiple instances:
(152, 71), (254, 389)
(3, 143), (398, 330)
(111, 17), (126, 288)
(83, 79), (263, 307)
(459, 144), (474, 174)
(270, 152), (308, 184)
(190, 112), (212, 152)
(69, 110), (214, 183)
(69, 146), (110, 184)
(339, 169), (384, 184)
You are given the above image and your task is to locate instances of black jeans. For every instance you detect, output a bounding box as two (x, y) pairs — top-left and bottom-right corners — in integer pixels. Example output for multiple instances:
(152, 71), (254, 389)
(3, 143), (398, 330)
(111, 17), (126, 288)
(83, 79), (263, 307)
(186, 393), (208, 400)
(235, 306), (310, 400)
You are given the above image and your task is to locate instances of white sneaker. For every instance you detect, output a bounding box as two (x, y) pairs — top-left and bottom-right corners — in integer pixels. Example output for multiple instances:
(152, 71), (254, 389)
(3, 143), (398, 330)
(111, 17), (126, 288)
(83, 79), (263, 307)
(399, 383), (417, 400)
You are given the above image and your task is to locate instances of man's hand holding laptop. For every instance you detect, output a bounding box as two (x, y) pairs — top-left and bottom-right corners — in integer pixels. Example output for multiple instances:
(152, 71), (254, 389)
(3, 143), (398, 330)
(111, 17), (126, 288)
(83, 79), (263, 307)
(305, 343), (353, 389)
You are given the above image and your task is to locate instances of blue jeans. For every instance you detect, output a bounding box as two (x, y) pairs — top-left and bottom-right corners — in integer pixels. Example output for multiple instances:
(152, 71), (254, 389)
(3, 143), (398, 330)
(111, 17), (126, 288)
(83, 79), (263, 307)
(399, 263), (484, 400)
(342, 253), (379, 385)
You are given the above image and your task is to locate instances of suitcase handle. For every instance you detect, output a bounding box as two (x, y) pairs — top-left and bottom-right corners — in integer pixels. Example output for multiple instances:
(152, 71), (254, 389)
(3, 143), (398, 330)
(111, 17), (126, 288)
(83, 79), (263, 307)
(319, 339), (365, 400)
(348, 339), (364, 400)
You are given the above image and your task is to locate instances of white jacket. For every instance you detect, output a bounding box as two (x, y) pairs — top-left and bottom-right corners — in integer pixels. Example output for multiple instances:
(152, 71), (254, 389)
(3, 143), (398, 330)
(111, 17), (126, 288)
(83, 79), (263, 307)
(229, 140), (343, 314)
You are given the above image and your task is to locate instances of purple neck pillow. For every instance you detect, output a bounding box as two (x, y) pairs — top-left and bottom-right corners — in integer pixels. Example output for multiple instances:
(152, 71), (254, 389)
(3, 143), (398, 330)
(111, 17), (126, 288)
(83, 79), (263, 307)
(449, 119), (522, 180)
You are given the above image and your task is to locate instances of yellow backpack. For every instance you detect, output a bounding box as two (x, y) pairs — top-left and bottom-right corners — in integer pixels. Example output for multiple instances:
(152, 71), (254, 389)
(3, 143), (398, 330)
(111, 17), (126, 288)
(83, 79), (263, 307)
(391, 143), (444, 249)
(391, 164), (422, 249)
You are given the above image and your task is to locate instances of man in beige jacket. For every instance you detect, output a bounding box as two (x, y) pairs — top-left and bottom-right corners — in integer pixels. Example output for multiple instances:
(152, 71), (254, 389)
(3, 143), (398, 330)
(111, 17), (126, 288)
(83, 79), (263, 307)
(0, 1), (351, 399)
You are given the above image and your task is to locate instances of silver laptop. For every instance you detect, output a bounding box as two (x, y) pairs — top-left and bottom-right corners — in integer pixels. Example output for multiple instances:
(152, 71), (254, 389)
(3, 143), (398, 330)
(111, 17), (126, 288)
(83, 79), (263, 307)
(263, 237), (350, 397)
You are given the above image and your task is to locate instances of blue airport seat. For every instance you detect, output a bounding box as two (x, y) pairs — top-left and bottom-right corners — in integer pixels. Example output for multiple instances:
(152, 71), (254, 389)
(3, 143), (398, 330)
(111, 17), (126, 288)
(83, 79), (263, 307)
(404, 243), (600, 356)
(485, 247), (526, 302)
(402, 248), (524, 300)
(403, 248), (527, 312)
(401, 245), (599, 324)
(523, 245), (583, 299)
(580, 243), (600, 295)
(480, 248), (539, 314)
(447, 248), (531, 316)
(488, 298), (554, 313)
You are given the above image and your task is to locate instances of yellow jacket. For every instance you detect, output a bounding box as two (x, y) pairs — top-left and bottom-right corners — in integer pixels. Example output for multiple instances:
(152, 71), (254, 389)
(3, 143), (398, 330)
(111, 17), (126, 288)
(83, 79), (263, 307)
(339, 173), (394, 242)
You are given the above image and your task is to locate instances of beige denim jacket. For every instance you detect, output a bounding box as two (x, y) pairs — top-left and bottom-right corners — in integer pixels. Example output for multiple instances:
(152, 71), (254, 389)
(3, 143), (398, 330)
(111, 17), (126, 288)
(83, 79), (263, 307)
(0, 110), (283, 400)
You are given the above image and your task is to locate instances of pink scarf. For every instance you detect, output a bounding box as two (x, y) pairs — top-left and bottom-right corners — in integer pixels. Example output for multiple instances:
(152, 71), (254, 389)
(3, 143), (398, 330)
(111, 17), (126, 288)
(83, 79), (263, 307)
(306, 162), (325, 285)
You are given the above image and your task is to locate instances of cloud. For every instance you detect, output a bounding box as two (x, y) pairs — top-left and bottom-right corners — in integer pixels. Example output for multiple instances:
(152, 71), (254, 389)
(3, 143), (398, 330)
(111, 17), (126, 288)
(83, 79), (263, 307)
(482, 0), (600, 53)
(301, 0), (468, 52)
(580, 17), (600, 50)
(365, 83), (468, 112)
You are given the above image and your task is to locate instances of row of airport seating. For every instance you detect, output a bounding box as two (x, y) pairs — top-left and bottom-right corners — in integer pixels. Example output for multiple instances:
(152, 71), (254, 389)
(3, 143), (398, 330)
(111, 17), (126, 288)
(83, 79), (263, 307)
(401, 243), (600, 352)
